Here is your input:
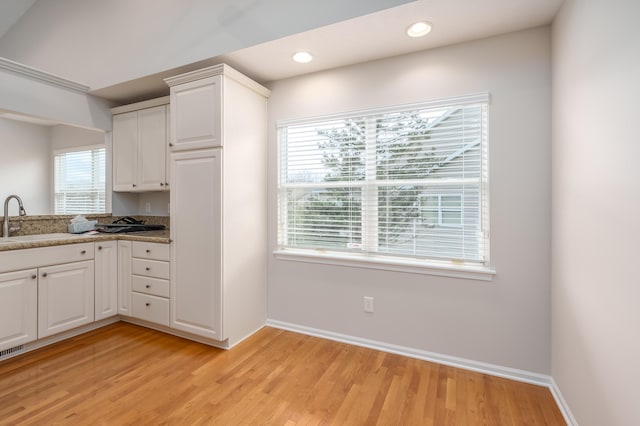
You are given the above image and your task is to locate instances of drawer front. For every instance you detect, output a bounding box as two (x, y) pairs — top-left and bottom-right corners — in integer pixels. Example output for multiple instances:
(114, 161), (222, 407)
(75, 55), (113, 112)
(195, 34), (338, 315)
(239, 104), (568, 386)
(131, 292), (169, 326)
(132, 242), (170, 261)
(0, 243), (94, 273)
(132, 258), (169, 280)
(132, 275), (170, 298)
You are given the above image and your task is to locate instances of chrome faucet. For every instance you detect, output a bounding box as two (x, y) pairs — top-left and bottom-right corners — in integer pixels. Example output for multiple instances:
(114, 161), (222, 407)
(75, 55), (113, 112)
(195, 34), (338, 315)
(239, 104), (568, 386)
(3, 195), (27, 238)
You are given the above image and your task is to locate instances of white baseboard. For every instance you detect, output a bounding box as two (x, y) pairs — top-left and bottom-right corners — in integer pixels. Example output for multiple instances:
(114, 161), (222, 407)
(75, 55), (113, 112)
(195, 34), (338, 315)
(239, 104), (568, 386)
(266, 319), (577, 425)
(549, 377), (579, 426)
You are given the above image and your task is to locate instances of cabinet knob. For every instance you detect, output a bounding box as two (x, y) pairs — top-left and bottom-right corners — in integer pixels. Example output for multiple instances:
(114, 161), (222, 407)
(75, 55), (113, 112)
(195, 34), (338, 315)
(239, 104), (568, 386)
(81, 250), (86, 254)
(132, 184), (137, 187)
(160, 182), (164, 187)
(165, 182), (169, 187)
(169, 142), (173, 147)
(145, 303), (150, 307)
(42, 272), (48, 277)
(146, 267), (150, 271)
(98, 246), (102, 250)
(146, 249), (151, 253)
(31, 274), (37, 280)
(145, 284), (150, 288)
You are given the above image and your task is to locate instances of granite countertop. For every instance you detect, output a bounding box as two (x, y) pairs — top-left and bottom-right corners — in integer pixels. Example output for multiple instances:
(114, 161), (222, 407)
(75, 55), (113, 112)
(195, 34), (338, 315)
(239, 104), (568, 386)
(0, 230), (171, 252)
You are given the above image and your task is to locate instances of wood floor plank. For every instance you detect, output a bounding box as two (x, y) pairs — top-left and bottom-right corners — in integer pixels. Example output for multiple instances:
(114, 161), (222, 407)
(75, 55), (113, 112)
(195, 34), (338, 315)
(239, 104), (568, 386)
(0, 323), (566, 425)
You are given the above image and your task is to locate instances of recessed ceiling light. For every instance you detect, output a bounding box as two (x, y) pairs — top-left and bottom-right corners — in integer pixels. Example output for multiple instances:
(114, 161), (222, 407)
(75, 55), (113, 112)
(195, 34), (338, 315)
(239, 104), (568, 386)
(407, 21), (432, 38)
(292, 51), (313, 63)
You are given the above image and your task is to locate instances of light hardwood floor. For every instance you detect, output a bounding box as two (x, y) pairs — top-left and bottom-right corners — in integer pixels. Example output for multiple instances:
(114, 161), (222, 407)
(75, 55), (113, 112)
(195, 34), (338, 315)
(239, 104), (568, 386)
(0, 323), (565, 425)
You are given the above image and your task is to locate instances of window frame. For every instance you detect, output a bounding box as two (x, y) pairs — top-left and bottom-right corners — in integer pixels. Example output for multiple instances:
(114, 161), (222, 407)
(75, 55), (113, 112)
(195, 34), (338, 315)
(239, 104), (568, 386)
(420, 194), (463, 228)
(275, 93), (495, 281)
(53, 144), (107, 215)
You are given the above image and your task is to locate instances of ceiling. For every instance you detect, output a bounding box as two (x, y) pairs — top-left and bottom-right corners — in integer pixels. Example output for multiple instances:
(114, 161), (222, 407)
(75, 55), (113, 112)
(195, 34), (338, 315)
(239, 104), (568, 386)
(0, 0), (564, 105)
(0, 0), (36, 39)
(92, 0), (564, 104)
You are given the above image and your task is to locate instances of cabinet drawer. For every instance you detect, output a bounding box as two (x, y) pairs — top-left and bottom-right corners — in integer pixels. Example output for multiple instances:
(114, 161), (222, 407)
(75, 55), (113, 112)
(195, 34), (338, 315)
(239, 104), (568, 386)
(131, 292), (169, 326)
(132, 275), (170, 298)
(132, 242), (170, 261)
(132, 258), (169, 280)
(0, 243), (94, 273)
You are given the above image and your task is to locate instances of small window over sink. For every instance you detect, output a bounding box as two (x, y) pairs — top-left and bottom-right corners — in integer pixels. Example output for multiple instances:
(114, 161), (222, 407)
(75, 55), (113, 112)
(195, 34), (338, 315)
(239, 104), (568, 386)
(54, 145), (106, 214)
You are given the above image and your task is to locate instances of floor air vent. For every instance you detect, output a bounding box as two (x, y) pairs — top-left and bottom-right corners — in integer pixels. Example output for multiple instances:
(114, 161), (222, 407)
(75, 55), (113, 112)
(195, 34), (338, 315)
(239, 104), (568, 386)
(0, 344), (24, 360)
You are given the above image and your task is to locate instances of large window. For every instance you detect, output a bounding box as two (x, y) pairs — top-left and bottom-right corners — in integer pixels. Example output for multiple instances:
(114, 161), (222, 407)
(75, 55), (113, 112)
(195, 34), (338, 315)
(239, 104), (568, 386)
(277, 94), (490, 272)
(54, 146), (106, 214)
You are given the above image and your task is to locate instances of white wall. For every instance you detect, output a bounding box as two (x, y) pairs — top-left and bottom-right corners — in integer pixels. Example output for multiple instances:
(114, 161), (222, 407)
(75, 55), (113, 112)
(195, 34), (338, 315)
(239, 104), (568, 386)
(267, 27), (552, 373)
(551, 0), (640, 424)
(0, 117), (50, 214)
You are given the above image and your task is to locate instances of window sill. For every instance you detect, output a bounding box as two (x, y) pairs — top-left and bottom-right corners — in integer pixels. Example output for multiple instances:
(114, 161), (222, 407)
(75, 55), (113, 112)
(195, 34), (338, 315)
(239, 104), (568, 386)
(273, 249), (496, 281)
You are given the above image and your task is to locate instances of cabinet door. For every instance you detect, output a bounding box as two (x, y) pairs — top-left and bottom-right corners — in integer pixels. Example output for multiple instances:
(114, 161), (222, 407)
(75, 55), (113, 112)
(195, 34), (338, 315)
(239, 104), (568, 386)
(170, 149), (223, 340)
(113, 111), (138, 191)
(138, 105), (168, 191)
(170, 76), (222, 151)
(95, 241), (118, 321)
(38, 261), (95, 338)
(117, 240), (132, 316)
(0, 269), (37, 351)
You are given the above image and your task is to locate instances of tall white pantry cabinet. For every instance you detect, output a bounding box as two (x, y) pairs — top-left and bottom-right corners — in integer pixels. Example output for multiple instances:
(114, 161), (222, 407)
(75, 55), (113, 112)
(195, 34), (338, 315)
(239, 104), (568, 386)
(164, 64), (269, 348)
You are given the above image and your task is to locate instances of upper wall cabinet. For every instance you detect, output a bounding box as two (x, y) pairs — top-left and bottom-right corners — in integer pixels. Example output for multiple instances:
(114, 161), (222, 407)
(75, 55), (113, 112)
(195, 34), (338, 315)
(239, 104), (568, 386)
(165, 65), (270, 152)
(169, 76), (222, 151)
(112, 97), (170, 192)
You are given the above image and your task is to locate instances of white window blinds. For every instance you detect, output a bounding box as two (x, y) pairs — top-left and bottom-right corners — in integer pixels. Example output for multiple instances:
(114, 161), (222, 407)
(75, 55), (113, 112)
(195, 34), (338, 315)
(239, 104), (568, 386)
(54, 146), (106, 214)
(277, 93), (489, 265)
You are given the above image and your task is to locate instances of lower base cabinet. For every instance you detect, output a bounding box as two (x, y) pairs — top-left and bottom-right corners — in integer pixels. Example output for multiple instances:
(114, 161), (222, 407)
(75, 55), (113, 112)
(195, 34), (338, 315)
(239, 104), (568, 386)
(0, 240), (176, 355)
(0, 243), (95, 349)
(95, 241), (118, 321)
(0, 269), (37, 351)
(117, 241), (132, 316)
(127, 241), (171, 327)
(38, 260), (95, 339)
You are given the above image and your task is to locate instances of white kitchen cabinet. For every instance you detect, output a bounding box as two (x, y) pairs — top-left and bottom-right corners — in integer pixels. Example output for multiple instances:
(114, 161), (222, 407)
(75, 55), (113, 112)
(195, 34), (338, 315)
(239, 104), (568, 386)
(94, 241), (118, 321)
(112, 111), (137, 190)
(0, 269), (37, 351)
(130, 241), (171, 327)
(166, 64), (269, 347)
(168, 75), (221, 151)
(170, 149), (222, 339)
(112, 97), (169, 192)
(0, 243), (95, 343)
(117, 240), (132, 316)
(38, 260), (95, 338)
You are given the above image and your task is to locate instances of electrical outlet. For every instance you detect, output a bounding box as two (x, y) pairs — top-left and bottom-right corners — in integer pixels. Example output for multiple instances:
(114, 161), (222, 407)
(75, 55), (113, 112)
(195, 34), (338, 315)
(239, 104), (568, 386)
(363, 296), (374, 313)
(145, 202), (151, 213)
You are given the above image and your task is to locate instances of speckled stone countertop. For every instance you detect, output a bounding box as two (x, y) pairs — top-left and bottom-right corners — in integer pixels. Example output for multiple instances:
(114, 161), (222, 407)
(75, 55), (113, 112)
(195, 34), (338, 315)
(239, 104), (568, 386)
(0, 230), (170, 252)
(0, 214), (170, 236)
